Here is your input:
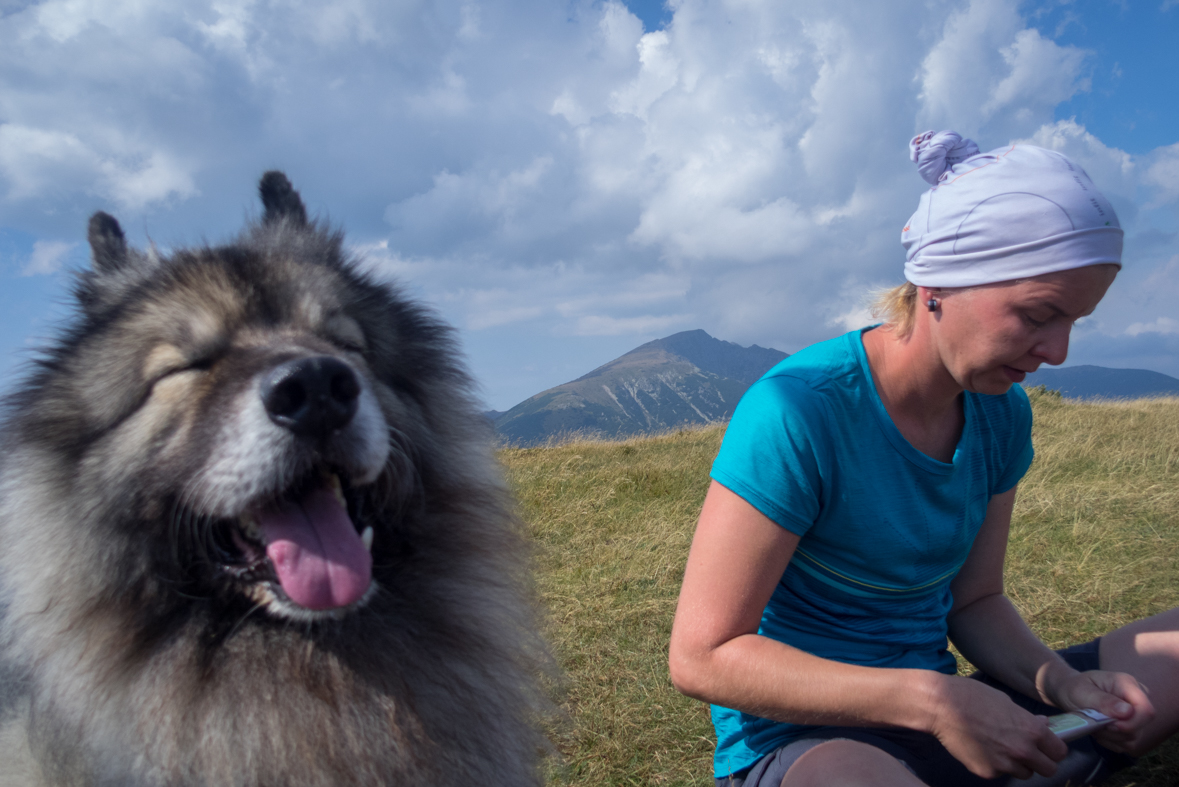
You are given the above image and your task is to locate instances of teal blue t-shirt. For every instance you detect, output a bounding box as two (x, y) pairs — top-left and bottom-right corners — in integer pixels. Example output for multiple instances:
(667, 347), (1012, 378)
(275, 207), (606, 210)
(708, 327), (1034, 778)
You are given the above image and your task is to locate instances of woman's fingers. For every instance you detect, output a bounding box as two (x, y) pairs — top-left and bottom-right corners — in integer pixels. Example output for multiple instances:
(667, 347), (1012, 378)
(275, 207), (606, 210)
(1048, 669), (1158, 754)
(1059, 670), (1154, 735)
(1030, 722), (1070, 775)
(1102, 672), (1153, 725)
(930, 677), (1067, 779)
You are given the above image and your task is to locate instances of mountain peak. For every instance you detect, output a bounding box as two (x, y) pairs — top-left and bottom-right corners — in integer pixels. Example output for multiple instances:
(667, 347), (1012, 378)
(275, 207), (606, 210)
(649, 329), (787, 386)
(496, 330), (788, 444)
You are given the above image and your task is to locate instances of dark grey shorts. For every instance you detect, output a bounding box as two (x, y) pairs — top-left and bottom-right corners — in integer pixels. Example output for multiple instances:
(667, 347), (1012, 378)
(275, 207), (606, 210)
(716, 639), (1135, 787)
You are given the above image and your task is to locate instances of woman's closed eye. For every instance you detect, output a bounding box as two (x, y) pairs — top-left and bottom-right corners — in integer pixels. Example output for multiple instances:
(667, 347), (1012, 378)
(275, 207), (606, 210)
(1023, 312), (1048, 328)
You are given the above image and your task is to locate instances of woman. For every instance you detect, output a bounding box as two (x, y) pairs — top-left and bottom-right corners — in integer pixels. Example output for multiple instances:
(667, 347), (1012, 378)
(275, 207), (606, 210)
(668, 132), (1179, 787)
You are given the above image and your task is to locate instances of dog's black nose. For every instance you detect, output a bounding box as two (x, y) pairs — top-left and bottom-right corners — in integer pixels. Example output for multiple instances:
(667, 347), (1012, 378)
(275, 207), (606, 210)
(261, 356), (360, 439)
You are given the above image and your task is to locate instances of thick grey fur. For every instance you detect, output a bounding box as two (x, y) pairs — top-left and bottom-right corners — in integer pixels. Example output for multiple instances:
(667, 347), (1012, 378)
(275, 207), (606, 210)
(0, 172), (548, 786)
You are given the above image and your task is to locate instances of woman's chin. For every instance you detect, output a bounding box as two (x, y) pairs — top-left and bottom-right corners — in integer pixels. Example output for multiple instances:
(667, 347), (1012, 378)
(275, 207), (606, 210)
(965, 368), (1019, 395)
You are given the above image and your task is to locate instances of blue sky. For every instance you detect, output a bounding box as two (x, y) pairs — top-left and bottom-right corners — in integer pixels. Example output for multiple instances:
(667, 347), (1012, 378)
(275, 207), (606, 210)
(0, 0), (1176, 410)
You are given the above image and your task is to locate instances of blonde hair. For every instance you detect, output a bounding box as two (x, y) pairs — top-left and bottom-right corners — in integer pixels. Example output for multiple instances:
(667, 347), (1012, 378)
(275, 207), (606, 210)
(870, 282), (918, 338)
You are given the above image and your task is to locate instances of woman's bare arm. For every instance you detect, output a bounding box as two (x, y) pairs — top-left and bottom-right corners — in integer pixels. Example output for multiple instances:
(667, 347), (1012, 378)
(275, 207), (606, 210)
(669, 480), (1069, 779)
(670, 481), (939, 727)
(947, 487), (1148, 733)
(947, 488), (1065, 698)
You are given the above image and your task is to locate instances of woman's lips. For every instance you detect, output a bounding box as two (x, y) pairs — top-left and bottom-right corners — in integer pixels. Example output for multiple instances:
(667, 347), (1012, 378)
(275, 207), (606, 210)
(1003, 365), (1027, 383)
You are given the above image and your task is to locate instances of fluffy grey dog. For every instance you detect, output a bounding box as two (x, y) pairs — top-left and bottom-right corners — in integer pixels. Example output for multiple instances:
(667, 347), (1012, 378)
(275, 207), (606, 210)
(0, 173), (545, 786)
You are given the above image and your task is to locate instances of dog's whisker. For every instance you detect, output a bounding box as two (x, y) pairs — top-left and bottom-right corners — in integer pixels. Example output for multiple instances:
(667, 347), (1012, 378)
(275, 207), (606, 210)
(226, 599), (267, 642)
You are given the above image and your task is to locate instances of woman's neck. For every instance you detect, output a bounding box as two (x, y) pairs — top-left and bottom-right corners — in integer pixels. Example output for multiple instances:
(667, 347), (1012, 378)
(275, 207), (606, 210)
(862, 324), (965, 463)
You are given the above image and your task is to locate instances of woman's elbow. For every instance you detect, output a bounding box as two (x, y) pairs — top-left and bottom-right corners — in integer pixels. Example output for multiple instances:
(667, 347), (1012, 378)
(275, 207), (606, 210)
(668, 640), (711, 701)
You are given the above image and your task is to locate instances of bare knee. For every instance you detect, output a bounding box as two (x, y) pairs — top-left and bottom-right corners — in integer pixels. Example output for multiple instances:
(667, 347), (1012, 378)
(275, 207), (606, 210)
(1101, 610), (1179, 754)
(781, 739), (927, 787)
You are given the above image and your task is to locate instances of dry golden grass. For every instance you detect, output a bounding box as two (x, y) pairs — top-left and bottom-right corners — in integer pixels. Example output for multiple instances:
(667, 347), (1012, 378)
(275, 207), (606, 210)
(1012, 393), (1179, 786)
(501, 396), (1179, 787)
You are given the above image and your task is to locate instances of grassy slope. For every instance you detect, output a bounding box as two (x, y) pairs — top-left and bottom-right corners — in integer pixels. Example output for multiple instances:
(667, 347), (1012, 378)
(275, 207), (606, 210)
(502, 394), (1179, 786)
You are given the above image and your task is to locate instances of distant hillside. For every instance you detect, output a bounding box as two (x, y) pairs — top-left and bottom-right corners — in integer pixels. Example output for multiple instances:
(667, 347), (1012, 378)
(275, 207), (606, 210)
(1023, 365), (1179, 400)
(494, 330), (787, 445)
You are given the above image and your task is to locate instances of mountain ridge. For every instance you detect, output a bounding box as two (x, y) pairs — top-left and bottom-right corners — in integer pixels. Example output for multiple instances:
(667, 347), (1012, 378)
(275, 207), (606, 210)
(1023, 365), (1179, 400)
(494, 329), (788, 444)
(491, 331), (1179, 444)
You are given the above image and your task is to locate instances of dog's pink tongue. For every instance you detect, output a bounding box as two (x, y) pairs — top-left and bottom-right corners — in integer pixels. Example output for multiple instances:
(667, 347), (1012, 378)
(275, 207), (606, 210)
(258, 486), (371, 610)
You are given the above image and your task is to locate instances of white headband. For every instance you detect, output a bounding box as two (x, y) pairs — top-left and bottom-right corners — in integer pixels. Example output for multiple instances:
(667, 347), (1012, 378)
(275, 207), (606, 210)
(901, 130), (1123, 288)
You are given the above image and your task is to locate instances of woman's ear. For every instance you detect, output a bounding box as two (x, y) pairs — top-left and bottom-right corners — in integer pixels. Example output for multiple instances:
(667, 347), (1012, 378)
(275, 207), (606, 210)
(918, 286), (941, 313)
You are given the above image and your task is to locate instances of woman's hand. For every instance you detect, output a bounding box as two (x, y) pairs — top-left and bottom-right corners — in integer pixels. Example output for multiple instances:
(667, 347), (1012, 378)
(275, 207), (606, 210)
(1046, 669), (1154, 753)
(926, 674), (1068, 780)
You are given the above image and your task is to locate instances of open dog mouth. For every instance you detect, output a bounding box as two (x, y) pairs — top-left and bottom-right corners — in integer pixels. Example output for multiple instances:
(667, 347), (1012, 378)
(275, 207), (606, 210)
(211, 470), (374, 613)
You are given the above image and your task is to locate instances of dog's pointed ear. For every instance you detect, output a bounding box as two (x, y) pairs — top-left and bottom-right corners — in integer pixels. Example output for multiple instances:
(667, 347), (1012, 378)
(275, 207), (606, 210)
(88, 212), (129, 272)
(259, 171), (307, 227)
(80, 211), (155, 312)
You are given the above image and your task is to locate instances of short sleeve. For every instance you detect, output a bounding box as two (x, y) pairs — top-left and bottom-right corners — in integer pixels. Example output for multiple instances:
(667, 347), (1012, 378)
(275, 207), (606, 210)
(710, 375), (828, 536)
(992, 385), (1034, 495)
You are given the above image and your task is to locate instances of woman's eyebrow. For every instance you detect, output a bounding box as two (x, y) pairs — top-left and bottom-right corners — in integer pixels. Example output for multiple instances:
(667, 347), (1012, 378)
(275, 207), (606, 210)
(1040, 302), (1098, 320)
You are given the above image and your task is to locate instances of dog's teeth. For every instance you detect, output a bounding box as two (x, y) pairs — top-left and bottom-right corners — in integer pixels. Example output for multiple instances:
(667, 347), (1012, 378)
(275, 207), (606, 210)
(328, 474), (346, 507)
(361, 526), (373, 552)
(239, 514), (261, 539)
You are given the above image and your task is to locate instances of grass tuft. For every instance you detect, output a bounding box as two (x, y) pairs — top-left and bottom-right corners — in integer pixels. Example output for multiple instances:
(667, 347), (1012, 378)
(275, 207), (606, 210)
(503, 400), (1179, 786)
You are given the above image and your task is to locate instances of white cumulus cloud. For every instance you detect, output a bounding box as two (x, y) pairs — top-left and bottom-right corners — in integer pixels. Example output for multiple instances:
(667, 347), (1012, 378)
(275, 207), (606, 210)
(919, 0), (1089, 140)
(0, 125), (195, 210)
(1143, 142), (1179, 205)
(1126, 317), (1179, 337)
(22, 240), (77, 276)
(0, 0), (1177, 407)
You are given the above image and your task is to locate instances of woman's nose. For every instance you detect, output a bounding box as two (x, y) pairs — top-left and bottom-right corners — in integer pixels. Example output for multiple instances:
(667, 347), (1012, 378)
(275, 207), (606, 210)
(1032, 322), (1071, 366)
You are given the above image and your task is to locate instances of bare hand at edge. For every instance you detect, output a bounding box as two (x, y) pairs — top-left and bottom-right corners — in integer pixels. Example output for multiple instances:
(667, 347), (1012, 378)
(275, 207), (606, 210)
(928, 674), (1068, 780)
